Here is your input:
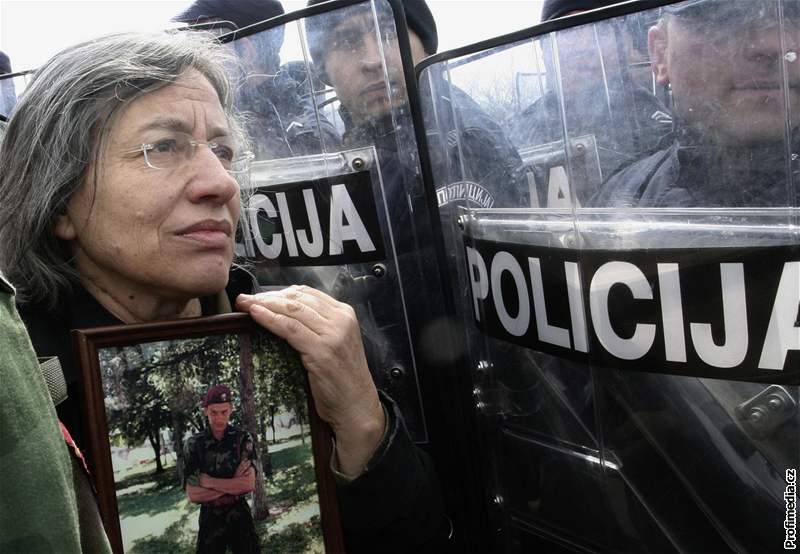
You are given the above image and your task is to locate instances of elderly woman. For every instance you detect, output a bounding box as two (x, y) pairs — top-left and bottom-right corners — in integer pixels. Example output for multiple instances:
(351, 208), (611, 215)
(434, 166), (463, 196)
(0, 31), (446, 553)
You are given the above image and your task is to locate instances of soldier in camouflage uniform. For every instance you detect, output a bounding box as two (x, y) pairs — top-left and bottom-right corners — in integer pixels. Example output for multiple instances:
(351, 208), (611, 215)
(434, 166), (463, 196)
(184, 384), (260, 553)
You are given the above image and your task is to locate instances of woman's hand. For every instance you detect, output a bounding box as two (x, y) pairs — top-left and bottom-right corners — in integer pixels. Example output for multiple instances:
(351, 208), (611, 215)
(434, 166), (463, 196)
(236, 286), (385, 478)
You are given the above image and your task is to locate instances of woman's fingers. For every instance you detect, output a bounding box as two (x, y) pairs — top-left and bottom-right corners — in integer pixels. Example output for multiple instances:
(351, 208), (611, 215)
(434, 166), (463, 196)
(239, 285), (346, 318)
(237, 285), (384, 470)
(246, 303), (319, 353)
(283, 284), (343, 311)
(237, 288), (331, 336)
(238, 284), (350, 321)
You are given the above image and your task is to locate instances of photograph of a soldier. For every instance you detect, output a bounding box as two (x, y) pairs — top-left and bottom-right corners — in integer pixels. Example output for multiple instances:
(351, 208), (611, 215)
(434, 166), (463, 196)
(94, 329), (327, 554)
(183, 384), (259, 553)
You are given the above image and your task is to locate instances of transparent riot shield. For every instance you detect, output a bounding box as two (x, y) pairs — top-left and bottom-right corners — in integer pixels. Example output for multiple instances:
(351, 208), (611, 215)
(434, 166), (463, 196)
(221, 0), (455, 447)
(419, 0), (799, 551)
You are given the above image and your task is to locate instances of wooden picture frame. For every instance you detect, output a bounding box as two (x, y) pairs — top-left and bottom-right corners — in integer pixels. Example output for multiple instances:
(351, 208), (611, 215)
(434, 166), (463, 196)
(72, 313), (344, 554)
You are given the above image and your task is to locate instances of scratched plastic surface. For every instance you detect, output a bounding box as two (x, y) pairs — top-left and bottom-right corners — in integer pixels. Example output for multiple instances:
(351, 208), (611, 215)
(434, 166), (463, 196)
(419, 1), (800, 551)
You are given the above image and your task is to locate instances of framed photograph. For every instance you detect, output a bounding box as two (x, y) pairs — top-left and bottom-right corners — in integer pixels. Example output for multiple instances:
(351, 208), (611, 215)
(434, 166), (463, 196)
(72, 313), (344, 554)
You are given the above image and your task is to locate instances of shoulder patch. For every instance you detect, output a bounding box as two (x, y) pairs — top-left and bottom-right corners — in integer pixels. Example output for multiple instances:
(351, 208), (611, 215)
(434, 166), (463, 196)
(436, 181), (496, 209)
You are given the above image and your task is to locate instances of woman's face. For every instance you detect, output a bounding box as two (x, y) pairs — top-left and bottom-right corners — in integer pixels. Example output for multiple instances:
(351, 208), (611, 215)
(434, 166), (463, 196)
(55, 70), (241, 302)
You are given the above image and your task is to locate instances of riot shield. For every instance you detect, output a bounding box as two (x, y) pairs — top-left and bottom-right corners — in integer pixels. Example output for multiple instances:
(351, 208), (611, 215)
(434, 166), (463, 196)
(419, 0), (799, 551)
(221, 0), (456, 449)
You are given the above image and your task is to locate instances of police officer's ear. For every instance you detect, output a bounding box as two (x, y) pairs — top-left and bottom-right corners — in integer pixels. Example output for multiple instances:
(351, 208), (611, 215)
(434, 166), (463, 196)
(648, 21), (670, 87)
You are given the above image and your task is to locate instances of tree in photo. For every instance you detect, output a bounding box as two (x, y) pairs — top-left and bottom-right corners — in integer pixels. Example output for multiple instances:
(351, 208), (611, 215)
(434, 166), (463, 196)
(101, 346), (171, 474)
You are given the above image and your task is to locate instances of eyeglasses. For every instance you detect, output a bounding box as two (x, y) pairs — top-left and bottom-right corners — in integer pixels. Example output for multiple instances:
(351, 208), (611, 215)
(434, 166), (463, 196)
(126, 132), (254, 174)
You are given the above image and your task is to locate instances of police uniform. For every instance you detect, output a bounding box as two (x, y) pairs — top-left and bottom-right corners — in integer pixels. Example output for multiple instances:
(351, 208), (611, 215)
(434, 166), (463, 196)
(183, 394), (260, 554)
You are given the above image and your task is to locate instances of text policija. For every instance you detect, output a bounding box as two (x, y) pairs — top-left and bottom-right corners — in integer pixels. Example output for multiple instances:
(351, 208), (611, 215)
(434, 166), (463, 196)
(238, 172), (386, 267)
(465, 238), (799, 383)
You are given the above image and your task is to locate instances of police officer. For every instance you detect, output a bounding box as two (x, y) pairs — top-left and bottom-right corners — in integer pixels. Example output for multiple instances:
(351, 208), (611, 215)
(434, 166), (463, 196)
(594, 0), (799, 207)
(174, 0), (340, 160)
(586, 2), (798, 549)
(297, 3), (460, 551)
(184, 384), (259, 554)
(306, 0), (528, 211)
(304, 0), (528, 326)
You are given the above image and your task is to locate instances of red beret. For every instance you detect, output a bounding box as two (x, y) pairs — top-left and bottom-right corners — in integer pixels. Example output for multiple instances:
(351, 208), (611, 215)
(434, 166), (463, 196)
(202, 384), (232, 407)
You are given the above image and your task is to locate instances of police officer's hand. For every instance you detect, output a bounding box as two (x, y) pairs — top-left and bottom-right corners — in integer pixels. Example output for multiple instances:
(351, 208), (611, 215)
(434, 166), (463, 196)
(236, 286), (385, 478)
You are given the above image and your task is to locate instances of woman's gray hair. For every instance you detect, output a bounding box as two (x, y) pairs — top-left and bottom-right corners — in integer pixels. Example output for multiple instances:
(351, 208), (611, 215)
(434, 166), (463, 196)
(0, 30), (244, 308)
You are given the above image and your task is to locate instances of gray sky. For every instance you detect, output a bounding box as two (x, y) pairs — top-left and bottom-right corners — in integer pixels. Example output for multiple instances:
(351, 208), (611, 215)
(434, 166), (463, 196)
(0, 0), (544, 72)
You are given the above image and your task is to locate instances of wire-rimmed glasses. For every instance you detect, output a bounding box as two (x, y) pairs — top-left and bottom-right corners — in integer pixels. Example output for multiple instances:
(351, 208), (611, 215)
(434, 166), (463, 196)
(126, 132), (254, 174)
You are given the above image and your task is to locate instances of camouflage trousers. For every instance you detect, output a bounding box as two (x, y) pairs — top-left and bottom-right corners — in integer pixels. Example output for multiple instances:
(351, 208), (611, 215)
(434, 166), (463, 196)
(197, 498), (260, 553)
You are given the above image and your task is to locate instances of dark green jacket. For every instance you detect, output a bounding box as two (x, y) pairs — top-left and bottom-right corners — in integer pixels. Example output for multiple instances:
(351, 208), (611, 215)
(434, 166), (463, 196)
(0, 272), (110, 553)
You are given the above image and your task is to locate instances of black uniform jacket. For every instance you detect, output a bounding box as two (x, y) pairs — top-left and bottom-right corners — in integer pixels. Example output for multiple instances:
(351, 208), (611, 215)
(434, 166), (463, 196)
(592, 123), (800, 208)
